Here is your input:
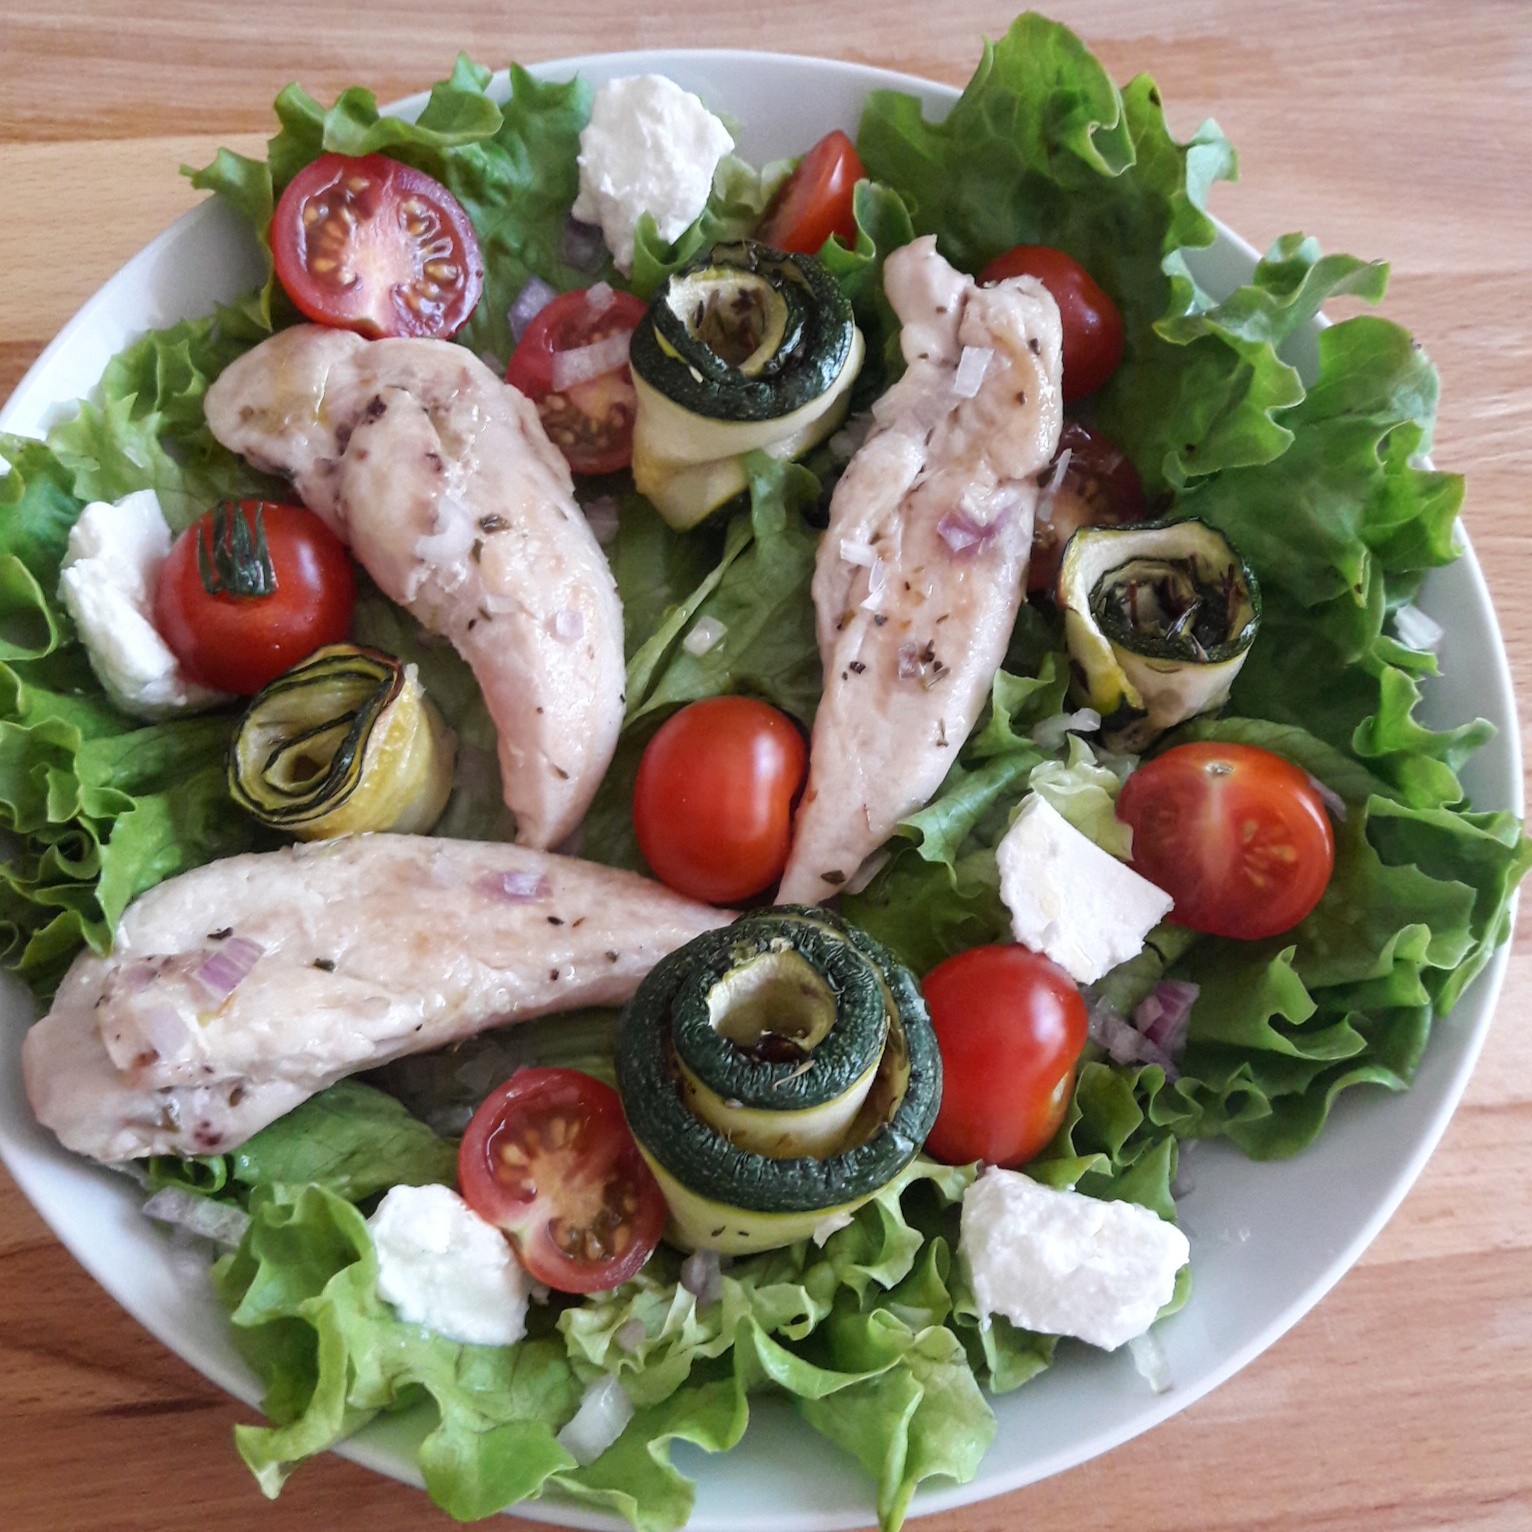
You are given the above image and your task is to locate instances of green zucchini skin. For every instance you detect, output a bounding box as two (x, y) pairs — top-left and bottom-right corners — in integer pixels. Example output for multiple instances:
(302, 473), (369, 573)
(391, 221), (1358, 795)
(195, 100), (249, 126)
(616, 907), (941, 1236)
(629, 241), (856, 422)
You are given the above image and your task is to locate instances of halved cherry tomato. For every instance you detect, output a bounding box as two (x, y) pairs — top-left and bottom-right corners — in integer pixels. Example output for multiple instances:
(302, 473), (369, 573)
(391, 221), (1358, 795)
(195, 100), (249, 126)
(459, 1067), (666, 1294)
(153, 500), (355, 695)
(505, 287), (647, 475)
(756, 130), (865, 255)
(633, 697), (808, 904)
(979, 244), (1124, 401)
(1030, 421), (1150, 592)
(921, 945), (1088, 1167)
(1116, 742), (1337, 940)
(271, 152), (484, 338)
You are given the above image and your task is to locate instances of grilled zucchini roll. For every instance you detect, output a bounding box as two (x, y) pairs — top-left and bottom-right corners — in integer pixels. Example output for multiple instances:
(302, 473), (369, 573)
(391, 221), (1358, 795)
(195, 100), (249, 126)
(616, 906), (940, 1254)
(230, 644), (455, 838)
(629, 240), (863, 528)
(1058, 519), (1260, 751)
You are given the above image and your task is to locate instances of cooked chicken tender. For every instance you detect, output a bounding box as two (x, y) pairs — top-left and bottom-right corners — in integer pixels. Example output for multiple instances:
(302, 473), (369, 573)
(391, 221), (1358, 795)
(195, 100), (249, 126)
(777, 237), (1064, 904)
(203, 326), (624, 849)
(23, 836), (729, 1162)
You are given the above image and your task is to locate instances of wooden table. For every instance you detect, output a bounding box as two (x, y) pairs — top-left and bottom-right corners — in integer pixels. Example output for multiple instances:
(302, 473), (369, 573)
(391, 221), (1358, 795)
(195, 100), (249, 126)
(2, 2), (1528, 1528)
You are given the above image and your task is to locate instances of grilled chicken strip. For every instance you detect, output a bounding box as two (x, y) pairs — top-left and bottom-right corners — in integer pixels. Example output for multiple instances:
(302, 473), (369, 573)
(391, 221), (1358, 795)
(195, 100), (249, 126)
(204, 326), (624, 849)
(777, 236), (1064, 904)
(23, 836), (728, 1163)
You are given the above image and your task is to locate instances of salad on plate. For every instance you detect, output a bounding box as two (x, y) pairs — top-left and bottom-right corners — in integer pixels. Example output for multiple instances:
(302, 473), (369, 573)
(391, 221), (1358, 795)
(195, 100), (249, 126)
(1, 12), (1527, 1531)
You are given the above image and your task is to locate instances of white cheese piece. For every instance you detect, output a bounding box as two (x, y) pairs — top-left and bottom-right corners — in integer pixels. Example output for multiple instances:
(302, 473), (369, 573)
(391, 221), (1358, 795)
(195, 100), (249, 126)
(572, 74), (734, 274)
(995, 792), (1173, 984)
(56, 490), (228, 718)
(961, 1165), (1189, 1351)
(368, 1183), (533, 1347)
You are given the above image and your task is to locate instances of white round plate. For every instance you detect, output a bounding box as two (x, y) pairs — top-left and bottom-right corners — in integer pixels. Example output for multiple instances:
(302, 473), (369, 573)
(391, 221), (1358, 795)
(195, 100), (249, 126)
(0, 48), (1521, 1532)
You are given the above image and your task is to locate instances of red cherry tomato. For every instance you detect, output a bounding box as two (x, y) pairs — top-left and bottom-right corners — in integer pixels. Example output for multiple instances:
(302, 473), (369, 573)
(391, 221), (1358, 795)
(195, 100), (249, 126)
(1116, 743), (1337, 940)
(756, 131), (865, 255)
(153, 500), (355, 695)
(271, 152), (484, 339)
(979, 244), (1124, 401)
(505, 287), (648, 475)
(633, 697), (808, 904)
(1030, 421), (1150, 593)
(921, 945), (1088, 1167)
(458, 1067), (666, 1294)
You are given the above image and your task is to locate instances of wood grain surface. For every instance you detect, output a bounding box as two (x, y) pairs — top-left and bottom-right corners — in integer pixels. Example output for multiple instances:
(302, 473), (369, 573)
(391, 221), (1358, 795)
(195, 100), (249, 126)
(2, 2), (1529, 1529)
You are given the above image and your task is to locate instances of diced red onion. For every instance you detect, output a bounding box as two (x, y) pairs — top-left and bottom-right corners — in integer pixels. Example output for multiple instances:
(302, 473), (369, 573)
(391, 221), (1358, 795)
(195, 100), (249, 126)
(142, 1186), (251, 1249)
(1128, 1329), (1172, 1394)
(897, 641), (921, 681)
(585, 281), (616, 314)
(474, 870), (551, 903)
(194, 936), (264, 1000)
(123, 962), (159, 993)
(844, 849), (890, 896)
(952, 345), (992, 398)
(860, 556), (888, 612)
(583, 494), (620, 547)
(1087, 996), (1178, 1078)
(936, 503), (1011, 557)
(560, 216), (608, 273)
(682, 616), (727, 656)
(680, 1248), (724, 1305)
(137, 1003), (190, 1059)
(508, 276), (558, 343)
(1306, 772), (1348, 824)
(479, 349), (504, 373)
(1133, 979), (1200, 1054)
(1393, 601), (1444, 654)
(1042, 446), (1073, 497)
(839, 538), (878, 567)
(551, 330), (631, 391)
(616, 1318), (648, 1353)
(1030, 708), (1102, 752)
(828, 413), (874, 464)
(556, 1375), (634, 1466)
(551, 608), (585, 643)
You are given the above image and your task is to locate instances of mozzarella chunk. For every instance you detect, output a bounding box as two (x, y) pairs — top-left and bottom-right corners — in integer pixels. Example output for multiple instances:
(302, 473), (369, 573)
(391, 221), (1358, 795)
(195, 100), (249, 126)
(572, 75), (734, 273)
(996, 793), (1172, 984)
(368, 1184), (533, 1347)
(961, 1166), (1189, 1351)
(56, 490), (227, 718)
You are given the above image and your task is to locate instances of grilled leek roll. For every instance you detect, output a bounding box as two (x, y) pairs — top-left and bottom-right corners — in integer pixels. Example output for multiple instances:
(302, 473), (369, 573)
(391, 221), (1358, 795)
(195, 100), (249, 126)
(629, 240), (863, 528)
(230, 644), (455, 838)
(1058, 519), (1260, 751)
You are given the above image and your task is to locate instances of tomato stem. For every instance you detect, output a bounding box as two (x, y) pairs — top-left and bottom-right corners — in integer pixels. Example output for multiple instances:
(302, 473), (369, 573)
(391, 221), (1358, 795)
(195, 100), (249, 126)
(198, 502), (279, 599)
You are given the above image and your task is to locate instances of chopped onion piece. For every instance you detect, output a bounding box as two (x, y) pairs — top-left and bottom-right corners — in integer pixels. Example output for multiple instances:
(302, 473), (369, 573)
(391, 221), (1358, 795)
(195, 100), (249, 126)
(682, 616), (727, 656)
(195, 936), (264, 999)
(583, 494), (620, 546)
(1306, 772), (1348, 824)
(414, 495), (477, 585)
(474, 870), (551, 903)
(551, 330), (631, 391)
(936, 503), (1012, 556)
(812, 1210), (857, 1246)
(860, 556), (888, 612)
(556, 1375), (635, 1466)
(585, 281), (616, 314)
(952, 345), (993, 398)
(1133, 979), (1200, 1054)
(897, 641), (921, 681)
(828, 413), (874, 463)
(680, 1248), (724, 1305)
(1087, 997), (1178, 1078)
(551, 608), (585, 643)
(560, 216), (607, 273)
(1030, 708), (1102, 752)
(616, 1318), (648, 1352)
(844, 850), (890, 896)
(1042, 446), (1073, 496)
(508, 276), (558, 343)
(1129, 1329), (1173, 1394)
(138, 1004), (190, 1059)
(1393, 601), (1444, 653)
(839, 538), (878, 567)
(142, 1187), (251, 1250)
